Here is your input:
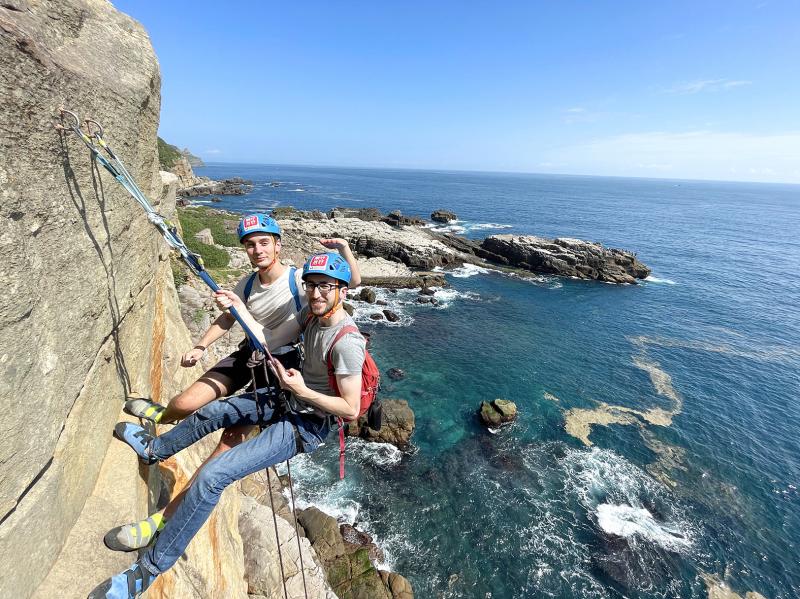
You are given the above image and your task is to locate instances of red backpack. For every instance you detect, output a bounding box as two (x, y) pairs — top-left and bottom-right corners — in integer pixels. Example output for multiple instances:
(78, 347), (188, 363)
(326, 325), (381, 423)
(303, 316), (383, 478)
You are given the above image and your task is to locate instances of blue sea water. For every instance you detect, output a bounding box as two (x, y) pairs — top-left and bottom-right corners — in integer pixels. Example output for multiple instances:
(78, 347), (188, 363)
(197, 164), (800, 598)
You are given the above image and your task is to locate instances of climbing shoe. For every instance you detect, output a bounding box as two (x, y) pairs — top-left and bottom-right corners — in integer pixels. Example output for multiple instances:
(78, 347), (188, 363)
(87, 561), (156, 599)
(123, 398), (165, 424)
(104, 513), (166, 552)
(113, 422), (157, 465)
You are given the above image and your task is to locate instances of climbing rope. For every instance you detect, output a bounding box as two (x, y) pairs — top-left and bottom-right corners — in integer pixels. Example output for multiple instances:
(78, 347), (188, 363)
(56, 108), (272, 359)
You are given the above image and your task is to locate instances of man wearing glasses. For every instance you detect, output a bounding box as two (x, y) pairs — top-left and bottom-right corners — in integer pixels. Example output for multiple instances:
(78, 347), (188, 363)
(90, 252), (366, 599)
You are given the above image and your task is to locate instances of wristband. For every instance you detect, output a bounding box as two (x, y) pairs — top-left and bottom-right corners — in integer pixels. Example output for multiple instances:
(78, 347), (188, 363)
(193, 345), (206, 352)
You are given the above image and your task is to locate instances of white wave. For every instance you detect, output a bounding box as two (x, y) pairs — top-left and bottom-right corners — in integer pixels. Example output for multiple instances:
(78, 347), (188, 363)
(431, 287), (480, 308)
(425, 223), (467, 234)
(645, 276), (677, 285)
(596, 503), (691, 551)
(469, 222), (513, 231)
(448, 263), (491, 278)
(347, 439), (403, 468)
(559, 447), (697, 551)
(289, 188), (305, 192)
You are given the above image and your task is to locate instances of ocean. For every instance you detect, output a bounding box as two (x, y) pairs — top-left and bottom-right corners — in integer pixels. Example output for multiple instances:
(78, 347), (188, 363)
(195, 164), (799, 598)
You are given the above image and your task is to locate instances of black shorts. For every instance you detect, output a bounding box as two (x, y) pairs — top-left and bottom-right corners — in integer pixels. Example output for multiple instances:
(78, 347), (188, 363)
(207, 343), (301, 395)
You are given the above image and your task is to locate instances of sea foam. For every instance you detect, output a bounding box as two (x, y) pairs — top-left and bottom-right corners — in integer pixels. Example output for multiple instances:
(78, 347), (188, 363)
(596, 503), (691, 551)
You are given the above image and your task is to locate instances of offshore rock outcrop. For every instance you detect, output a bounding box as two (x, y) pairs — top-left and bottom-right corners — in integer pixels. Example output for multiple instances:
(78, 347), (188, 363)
(480, 234), (651, 283)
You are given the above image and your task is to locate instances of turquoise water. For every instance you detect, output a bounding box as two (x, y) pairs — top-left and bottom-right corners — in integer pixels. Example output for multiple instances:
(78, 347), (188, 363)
(197, 164), (800, 598)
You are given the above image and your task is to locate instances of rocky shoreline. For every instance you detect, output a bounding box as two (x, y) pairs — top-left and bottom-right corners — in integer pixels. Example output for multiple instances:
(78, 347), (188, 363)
(183, 203), (650, 289)
(170, 156), (253, 199)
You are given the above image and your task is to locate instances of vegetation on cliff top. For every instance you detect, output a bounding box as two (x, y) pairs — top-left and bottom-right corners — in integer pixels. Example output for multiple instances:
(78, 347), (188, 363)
(157, 136), (182, 169)
(172, 206), (245, 284)
(158, 137), (205, 169)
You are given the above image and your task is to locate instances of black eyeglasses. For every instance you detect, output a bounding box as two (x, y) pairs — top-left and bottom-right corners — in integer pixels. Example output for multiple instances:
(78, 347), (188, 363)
(302, 281), (340, 294)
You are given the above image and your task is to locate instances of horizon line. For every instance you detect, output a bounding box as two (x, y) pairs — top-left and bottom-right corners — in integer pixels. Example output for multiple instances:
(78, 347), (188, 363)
(190, 160), (800, 187)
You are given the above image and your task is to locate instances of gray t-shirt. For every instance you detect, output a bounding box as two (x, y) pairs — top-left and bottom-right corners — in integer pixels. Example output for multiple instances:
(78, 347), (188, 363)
(232, 266), (307, 352)
(289, 308), (366, 415)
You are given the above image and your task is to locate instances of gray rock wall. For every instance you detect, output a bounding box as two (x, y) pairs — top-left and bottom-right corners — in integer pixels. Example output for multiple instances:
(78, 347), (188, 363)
(0, 1), (163, 596)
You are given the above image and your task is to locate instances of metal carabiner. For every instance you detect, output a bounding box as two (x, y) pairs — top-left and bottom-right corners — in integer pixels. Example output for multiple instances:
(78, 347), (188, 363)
(56, 107), (80, 131)
(84, 118), (104, 138)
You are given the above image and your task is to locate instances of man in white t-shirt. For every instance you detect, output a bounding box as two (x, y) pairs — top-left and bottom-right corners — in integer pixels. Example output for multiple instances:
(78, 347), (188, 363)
(104, 214), (361, 552)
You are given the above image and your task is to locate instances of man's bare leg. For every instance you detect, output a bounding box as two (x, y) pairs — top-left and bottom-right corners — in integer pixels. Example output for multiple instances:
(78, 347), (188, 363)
(160, 370), (236, 423)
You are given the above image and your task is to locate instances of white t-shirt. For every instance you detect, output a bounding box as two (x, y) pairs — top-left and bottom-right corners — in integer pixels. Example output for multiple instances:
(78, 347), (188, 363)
(233, 266), (307, 352)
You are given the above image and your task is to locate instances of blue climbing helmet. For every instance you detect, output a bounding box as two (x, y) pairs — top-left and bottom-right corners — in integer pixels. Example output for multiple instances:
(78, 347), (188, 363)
(237, 213), (282, 242)
(302, 252), (352, 285)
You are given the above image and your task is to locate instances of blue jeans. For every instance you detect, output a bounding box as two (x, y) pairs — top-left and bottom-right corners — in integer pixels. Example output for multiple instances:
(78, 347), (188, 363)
(139, 388), (330, 575)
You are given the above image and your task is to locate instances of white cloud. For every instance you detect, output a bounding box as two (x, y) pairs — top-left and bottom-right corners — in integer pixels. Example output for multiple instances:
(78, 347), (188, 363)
(543, 130), (800, 183)
(565, 107), (586, 113)
(204, 148), (222, 155)
(664, 79), (752, 95)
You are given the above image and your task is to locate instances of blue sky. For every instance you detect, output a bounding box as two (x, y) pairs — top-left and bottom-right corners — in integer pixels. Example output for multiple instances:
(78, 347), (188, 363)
(114, 1), (800, 183)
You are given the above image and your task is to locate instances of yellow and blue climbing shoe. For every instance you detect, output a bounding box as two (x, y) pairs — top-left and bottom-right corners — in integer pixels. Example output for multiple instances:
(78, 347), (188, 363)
(123, 398), (165, 424)
(104, 513), (166, 552)
(87, 561), (155, 599)
(113, 422), (157, 465)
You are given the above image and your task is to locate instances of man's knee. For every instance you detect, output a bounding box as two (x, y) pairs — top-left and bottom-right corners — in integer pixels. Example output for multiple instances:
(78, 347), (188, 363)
(218, 426), (254, 452)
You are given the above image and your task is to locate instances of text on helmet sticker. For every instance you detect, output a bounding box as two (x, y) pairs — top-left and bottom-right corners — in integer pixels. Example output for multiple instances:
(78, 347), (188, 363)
(309, 255), (329, 269)
(242, 215), (260, 231)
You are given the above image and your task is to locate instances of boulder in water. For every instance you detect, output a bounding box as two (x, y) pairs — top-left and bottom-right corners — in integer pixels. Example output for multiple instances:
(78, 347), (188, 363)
(348, 399), (415, 449)
(431, 209), (457, 223)
(479, 399), (518, 427)
(387, 367), (405, 380)
(383, 310), (400, 322)
(369, 312), (384, 321)
(359, 287), (377, 303)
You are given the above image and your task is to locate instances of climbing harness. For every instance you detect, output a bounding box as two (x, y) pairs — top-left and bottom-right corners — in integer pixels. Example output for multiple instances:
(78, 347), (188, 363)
(58, 109), (309, 598)
(56, 108), (272, 360)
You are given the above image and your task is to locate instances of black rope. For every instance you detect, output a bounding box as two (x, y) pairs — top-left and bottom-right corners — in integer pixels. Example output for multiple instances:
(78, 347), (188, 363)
(286, 458), (309, 599)
(249, 365), (289, 599)
(261, 359), (309, 599)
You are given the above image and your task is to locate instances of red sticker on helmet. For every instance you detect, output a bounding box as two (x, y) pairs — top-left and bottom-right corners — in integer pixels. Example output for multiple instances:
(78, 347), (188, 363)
(309, 255), (329, 269)
(242, 216), (259, 230)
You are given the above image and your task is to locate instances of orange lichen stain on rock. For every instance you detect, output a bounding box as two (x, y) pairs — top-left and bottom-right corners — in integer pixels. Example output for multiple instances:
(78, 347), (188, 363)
(147, 569), (176, 599)
(149, 274), (166, 404)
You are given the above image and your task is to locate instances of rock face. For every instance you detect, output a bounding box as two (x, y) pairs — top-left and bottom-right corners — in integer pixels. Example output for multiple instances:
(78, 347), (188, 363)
(239, 496), (336, 599)
(348, 399), (415, 449)
(0, 4), (302, 598)
(479, 399), (518, 427)
(480, 235), (650, 283)
(0, 2), (163, 596)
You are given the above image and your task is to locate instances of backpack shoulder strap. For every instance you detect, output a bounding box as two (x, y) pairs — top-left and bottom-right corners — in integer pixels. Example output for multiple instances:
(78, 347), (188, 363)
(288, 266), (302, 311)
(326, 325), (361, 372)
(243, 271), (258, 302)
